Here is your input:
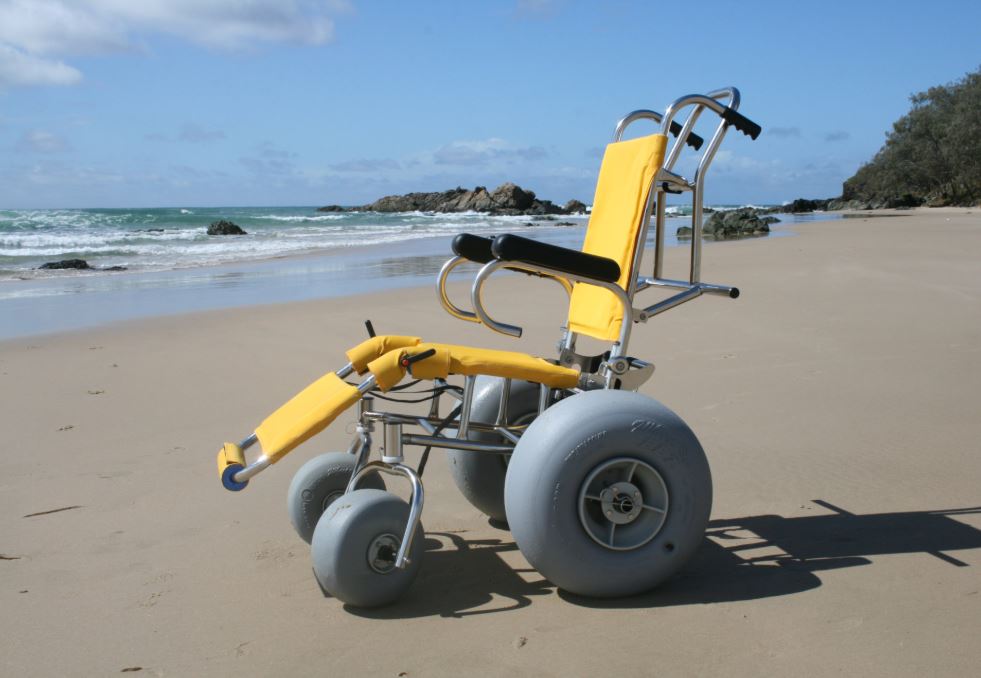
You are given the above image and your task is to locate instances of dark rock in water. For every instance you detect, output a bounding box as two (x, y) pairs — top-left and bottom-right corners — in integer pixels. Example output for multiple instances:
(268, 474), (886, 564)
(761, 216), (780, 226)
(676, 226), (693, 238)
(316, 205), (348, 212)
(102, 266), (128, 271)
(702, 209), (771, 239)
(564, 199), (588, 214)
(208, 220), (246, 235)
(39, 259), (91, 270)
(356, 183), (575, 216)
(556, 221), (576, 226)
(136, 228), (165, 234)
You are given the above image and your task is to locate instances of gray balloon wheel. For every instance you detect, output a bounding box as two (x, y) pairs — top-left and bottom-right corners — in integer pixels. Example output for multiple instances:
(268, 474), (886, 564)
(287, 452), (384, 544)
(504, 389), (712, 598)
(447, 377), (540, 522)
(311, 489), (424, 608)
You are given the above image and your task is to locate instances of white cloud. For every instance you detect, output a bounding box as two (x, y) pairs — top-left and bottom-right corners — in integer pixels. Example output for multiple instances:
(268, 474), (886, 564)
(178, 123), (226, 144)
(824, 130), (851, 142)
(16, 129), (72, 153)
(239, 142), (298, 179)
(433, 138), (548, 166)
(330, 157), (402, 172)
(0, 43), (82, 87)
(0, 0), (338, 88)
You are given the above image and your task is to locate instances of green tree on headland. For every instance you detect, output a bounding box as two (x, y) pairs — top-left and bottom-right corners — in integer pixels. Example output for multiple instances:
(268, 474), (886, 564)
(842, 66), (981, 207)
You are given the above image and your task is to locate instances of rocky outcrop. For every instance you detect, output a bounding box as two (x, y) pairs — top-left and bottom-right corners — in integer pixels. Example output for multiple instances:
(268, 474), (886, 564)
(703, 209), (774, 238)
(37, 259), (127, 272)
(677, 208), (773, 239)
(341, 183), (579, 216)
(207, 220), (246, 235)
(39, 259), (91, 270)
(757, 198), (833, 214)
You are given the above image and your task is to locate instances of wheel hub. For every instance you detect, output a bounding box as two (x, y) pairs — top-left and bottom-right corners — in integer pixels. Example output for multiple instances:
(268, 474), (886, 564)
(367, 533), (400, 574)
(578, 457), (669, 551)
(600, 481), (644, 525)
(322, 490), (344, 513)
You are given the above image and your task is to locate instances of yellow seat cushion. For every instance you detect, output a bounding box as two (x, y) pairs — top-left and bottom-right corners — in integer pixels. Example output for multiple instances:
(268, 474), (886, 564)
(567, 133), (667, 341)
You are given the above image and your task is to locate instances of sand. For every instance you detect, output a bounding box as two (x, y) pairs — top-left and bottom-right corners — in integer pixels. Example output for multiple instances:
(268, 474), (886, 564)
(1, 208), (979, 677)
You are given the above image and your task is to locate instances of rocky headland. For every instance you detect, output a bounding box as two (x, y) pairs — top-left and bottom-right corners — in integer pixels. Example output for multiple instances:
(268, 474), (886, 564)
(319, 182), (587, 216)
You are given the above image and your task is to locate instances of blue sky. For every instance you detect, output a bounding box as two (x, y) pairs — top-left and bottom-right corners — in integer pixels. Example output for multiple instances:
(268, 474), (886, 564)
(0, 0), (978, 209)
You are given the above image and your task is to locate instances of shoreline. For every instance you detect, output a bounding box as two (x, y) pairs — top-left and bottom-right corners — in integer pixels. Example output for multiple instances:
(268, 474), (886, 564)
(0, 211), (821, 341)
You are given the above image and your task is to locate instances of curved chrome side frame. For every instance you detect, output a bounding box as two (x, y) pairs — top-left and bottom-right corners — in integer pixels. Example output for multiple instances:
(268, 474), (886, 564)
(437, 256), (480, 323)
(438, 254), (575, 325)
(470, 258), (634, 356)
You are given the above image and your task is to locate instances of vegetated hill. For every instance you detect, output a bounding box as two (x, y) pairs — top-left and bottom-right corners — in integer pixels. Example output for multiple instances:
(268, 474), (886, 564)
(841, 66), (981, 208)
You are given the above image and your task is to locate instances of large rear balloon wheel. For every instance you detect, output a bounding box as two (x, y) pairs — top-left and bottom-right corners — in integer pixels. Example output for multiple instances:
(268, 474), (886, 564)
(504, 389), (712, 598)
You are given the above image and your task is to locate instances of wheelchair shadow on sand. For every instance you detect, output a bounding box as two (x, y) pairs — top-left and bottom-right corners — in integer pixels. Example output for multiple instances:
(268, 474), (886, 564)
(344, 500), (981, 619)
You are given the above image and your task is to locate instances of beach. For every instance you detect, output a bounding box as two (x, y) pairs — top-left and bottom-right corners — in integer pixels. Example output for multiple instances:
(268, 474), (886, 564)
(1, 208), (979, 676)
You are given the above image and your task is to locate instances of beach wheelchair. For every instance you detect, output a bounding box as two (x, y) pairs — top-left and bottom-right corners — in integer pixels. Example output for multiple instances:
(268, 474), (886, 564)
(217, 87), (762, 607)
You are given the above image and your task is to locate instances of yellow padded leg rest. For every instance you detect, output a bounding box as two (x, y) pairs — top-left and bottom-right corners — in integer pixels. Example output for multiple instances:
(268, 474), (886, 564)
(252, 342), (579, 466)
(254, 372), (361, 463)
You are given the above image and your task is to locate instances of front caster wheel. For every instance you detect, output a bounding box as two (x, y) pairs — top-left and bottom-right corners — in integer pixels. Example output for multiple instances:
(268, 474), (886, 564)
(504, 389), (712, 598)
(311, 489), (424, 608)
(287, 452), (384, 544)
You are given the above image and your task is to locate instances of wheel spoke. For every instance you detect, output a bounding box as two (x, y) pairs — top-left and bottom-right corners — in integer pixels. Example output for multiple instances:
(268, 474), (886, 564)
(625, 461), (638, 482)
(578, 456), (670, 552)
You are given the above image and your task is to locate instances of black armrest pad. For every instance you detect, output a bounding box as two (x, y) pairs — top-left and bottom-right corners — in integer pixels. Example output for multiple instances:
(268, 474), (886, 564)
(452, 233), (494, 263)
(491, 234), (620, 284)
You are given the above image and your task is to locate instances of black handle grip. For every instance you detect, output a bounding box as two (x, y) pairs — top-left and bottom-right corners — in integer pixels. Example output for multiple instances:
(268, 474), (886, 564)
(720, 107), (762, 140)
(401, 348), (437, 369)
(668, 120), (704, 150)
(451, 233), (494, 263)
(492, 233), (621, 283)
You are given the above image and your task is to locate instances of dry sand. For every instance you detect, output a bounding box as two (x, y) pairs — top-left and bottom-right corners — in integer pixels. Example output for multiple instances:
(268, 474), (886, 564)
(1, 208), (979, 677)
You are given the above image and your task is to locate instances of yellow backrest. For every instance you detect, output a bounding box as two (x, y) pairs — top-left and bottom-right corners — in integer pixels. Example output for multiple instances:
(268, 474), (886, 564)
(566, 133), (667, 341)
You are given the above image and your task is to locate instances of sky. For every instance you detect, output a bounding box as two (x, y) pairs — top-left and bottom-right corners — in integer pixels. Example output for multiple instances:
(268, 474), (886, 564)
(0, 0), (978, 209)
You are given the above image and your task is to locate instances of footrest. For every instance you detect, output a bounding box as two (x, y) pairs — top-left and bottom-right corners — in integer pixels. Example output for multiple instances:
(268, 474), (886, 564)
(217, 442), (248, 491)
(255, 372), (362, 464)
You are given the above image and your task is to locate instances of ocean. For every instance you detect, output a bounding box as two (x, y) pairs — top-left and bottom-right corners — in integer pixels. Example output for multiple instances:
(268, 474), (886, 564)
(0, 205), (817, 339)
